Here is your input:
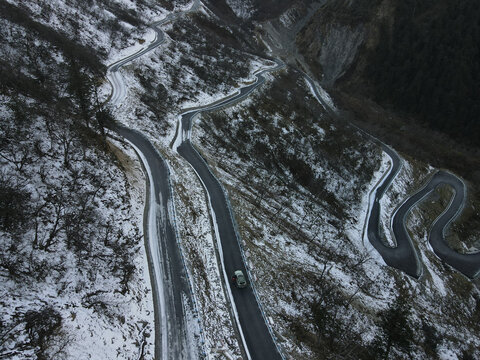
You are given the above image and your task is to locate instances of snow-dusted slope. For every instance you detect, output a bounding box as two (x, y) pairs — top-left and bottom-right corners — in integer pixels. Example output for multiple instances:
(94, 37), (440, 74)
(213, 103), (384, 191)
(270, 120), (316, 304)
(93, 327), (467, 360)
(101, 4), (279, 357)
(192, 68), (480, 359)
(1, 0), (273, 358)
(3, 0), (479, 359)
(225, 0), (256, 19)
(0, 86), (155, 359)
(0, 0), (189, 358)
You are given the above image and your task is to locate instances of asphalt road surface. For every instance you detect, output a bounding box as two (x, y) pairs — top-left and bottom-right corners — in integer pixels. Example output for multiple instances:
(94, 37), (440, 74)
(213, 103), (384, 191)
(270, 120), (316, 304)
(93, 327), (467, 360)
(115, 126), (195, 360)
(106, 2), (201, 358)
(393, 171), (480, 278)
(106, 0), (284, 356)
(177, 61), (284, 360)
(304, 75), (479, 279)
(366, 145), (421, 278)
(365, 143), (480, 279)
(303, 74), (422, 278)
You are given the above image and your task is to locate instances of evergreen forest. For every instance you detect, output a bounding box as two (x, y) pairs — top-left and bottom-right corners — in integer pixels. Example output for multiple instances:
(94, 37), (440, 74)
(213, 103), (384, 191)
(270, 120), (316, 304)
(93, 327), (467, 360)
(368, 0), (480, 145)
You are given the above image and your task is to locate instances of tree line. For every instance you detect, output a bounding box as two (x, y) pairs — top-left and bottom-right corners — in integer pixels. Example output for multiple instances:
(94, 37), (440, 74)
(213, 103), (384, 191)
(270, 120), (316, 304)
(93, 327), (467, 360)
(367, 0), (480, 145)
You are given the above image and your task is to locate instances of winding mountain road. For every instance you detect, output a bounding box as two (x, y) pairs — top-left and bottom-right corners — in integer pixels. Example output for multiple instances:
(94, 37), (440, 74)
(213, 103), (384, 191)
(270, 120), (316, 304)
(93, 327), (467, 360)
(393, 171), (480, 278)
(364, 142), (480, 279)
(106, 0), (285, 358)
(303, 74), (479, 279)
(114, 126), (196, 360)
(105, 1), (479, 359)
(174, 61), (284, 360)
(106, 2), (201, 359)
(366, 145), (421, 278)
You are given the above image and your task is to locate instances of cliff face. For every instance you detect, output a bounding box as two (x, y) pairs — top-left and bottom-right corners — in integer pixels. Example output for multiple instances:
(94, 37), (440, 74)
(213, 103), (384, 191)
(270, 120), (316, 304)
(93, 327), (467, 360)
(295, 0), (480, 149)
(292, 0), (480, 246)
(298, 20), (366, 85)
(196, 3), (480, 360)
(270, 0), (480, 188)
(252, 0), (391, 87)
(202, 0), (296, 22)
(295, 0), (392, 87)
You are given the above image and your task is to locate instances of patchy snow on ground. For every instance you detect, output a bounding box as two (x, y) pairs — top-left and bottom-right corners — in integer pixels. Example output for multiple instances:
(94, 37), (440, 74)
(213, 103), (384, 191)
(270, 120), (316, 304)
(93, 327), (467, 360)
(107, 27), (157, 66)
(170, 155), (243, 359)
(4, 0), (479, 358)
(110, 2), (480, 358)
(0, 1), (202, 358)
(351, 151), (392, 271)
(0, 102), (154, 358)
(188, 59), (480, 358)
(305, 77), (337, 112)
(98, 2), (273, 357)
(187, 70), (387, 356)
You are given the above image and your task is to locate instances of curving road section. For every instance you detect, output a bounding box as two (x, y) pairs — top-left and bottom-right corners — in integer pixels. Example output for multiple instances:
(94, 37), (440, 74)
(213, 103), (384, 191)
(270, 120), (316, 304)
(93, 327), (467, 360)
(108, 1), (200, 106)
(364, 138), (480, 279)
(393, 171), (480, 278)
(106, 0), (286, 358)
(114, 126), (196, 360)
(305, 74), (421, 278)
(303, 74), (419, 277)
(106, 2), (201, 359)
(106, 4), (480, 360)
(174, 61), (285, 360)
(303, 74), (479, 279)
(365, 145), (421, 278)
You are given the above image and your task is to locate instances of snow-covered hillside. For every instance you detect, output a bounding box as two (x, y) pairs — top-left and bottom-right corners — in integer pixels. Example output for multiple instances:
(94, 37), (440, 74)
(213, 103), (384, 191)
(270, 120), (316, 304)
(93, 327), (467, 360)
(225, 0), (256, 19)
(1, 0), (271, 358)
(2, 0), (479, 359)
(100, 5), (278, 357)
(192, 69), (480, 359)
(0, 0), (190, 358)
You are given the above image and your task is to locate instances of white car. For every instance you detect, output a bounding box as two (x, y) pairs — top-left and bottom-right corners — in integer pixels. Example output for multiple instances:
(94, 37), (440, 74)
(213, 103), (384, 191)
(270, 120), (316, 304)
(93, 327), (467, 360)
(232, 270), (247, 288)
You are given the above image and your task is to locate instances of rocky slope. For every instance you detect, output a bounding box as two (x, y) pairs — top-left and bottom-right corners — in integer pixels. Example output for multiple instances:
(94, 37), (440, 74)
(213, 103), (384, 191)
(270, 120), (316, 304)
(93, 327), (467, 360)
(300, 0), (480, 250)
(192, 60), (480, 360)
(295, 0), (480, 177)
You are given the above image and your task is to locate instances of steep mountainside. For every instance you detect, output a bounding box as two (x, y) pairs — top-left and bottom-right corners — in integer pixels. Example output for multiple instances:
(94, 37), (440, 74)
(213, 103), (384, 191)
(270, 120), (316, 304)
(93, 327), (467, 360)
(1, 0), (278, 358)
(296, 0), (480, 175)
(201, 0), (480, 358)
(204, 0), (298, 21)
(291, 0), (480, 253)
(0, 0), (190, 358)
(2, 0), (480, 359)
(296, 0), (480, 143)
(191, 61), (480, 360)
